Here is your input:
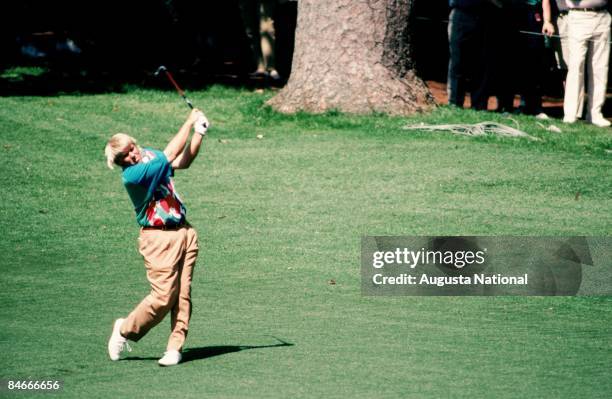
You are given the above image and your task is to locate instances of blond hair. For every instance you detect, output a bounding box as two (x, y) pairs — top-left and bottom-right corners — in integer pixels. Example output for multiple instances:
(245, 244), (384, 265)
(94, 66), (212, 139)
(104, 133), (137, 169)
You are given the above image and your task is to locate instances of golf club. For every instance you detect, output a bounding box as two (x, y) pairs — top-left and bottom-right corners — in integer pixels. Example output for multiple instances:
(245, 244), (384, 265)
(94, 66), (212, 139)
(154, 65), (194, 109)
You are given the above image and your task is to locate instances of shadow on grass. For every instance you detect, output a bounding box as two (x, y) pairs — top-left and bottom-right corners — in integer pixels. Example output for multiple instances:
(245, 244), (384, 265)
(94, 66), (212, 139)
(124, 336), (294, 363)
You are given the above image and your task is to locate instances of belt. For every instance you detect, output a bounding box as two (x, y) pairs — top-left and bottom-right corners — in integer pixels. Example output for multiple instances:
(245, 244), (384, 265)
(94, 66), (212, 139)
(568, 7), (607, 12)
(141, 222), (187, 231)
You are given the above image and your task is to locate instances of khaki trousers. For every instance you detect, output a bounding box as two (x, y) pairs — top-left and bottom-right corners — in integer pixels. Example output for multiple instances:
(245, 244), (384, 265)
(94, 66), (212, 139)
(564, 10), (611, 122)
(121, 225), (198, 351)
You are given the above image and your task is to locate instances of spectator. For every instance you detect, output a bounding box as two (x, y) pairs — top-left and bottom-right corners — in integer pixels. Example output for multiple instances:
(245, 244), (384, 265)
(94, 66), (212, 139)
(496, 0), (549, 118)
(447, 0), (503, 110)
(561, 0), (611, 127)
(238, 0), (282, 81)
(542, 0), (585, 119)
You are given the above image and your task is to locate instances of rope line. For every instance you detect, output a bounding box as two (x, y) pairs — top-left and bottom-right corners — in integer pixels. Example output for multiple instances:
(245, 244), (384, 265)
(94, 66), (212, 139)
(414, 15), (612, 44)
(403, 121), (541, 141)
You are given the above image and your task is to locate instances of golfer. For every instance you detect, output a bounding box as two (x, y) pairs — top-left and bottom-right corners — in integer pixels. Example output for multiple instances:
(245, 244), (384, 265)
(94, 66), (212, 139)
(104, 108), (209, 366)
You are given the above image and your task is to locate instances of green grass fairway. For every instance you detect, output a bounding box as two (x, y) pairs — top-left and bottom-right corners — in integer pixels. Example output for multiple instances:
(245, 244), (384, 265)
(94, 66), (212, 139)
(1, 86), (611, 398)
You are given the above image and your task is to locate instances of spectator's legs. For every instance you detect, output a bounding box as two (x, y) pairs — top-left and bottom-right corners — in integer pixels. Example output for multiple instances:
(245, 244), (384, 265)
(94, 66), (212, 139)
(260, 0), (277, 74)
(555, 13), (569, 71)
(520, 5), (544, 115)
(447, 8), (472, 108)
(471, 8), (495, 111)
(563, 12), (589, 122)
(494, 7), (519, 113)
(556, 13), (584, 118)
(585, 12), (611, 123)
(238, 0), (265, 73)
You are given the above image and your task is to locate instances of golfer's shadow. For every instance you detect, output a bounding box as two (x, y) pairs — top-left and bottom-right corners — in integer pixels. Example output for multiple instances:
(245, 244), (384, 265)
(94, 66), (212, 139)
(125, 336), (293, 363)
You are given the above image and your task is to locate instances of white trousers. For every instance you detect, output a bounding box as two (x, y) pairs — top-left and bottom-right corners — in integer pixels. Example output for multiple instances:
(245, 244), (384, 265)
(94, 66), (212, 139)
(555, 13), (569, 70)
(557, 14), (584, 117)
(563, 10), (611, 122)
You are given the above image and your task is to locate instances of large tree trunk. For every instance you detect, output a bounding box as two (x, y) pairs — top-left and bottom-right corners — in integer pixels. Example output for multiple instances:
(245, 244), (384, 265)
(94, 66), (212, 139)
(267, 0), (435, 116)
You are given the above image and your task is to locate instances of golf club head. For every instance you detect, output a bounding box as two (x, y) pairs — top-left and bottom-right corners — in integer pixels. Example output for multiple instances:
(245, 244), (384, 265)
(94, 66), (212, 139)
(154, 65), (167, 77)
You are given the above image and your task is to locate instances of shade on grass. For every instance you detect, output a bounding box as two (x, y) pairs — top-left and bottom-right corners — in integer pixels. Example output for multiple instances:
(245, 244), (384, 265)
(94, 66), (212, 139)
(0, 86), (610, 398)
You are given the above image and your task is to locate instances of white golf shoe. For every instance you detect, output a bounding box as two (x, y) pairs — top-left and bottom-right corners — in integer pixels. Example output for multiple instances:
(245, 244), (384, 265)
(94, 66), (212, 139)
(107, 318), (131, 361)
(589, 118), (611, 128)
(158, 350), (182, 366)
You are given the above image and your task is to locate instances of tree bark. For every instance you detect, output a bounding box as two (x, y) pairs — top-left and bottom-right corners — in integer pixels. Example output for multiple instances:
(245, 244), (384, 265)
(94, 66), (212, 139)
(267, 0), (435, 116)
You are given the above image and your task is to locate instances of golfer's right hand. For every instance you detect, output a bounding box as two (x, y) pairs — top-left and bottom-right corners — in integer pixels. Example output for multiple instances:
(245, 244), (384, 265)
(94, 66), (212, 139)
(189, 108), (204, 123)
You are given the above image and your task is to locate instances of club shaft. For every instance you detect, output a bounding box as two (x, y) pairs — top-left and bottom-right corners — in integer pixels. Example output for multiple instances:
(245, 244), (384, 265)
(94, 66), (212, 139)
(163, 70), (194, 109)
(164, 71), (184, 96)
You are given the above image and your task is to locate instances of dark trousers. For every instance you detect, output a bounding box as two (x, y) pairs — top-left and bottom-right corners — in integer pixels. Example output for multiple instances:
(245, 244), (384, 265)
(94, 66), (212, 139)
(447, 7), (497, 110)
(496, 5), (545, 114)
